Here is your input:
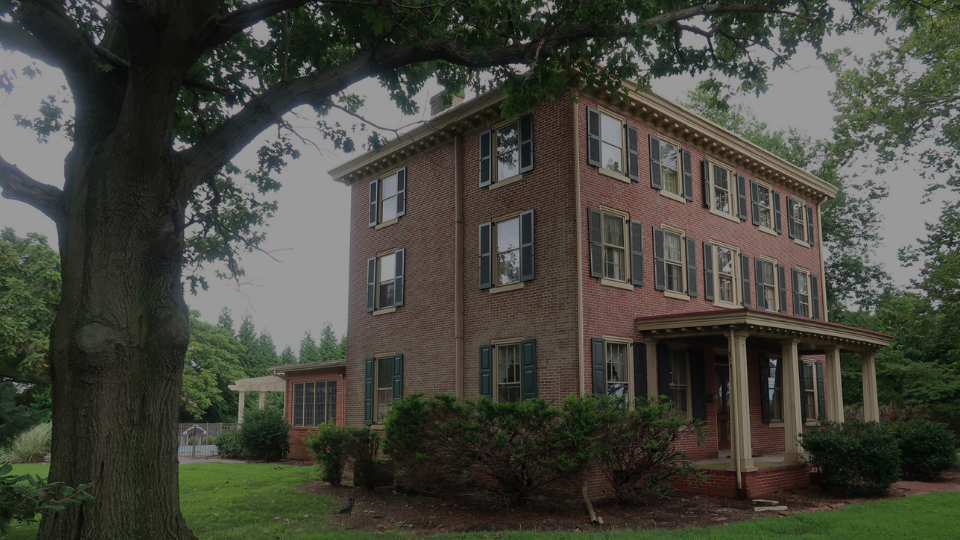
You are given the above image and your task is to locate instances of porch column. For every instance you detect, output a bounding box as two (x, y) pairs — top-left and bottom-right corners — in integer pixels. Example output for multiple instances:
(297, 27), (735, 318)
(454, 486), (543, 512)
(258, 391), (266, 410)
(237, 390), (246, 424)
(728, 330), (756, 473)
(779, 338), (804, 464)
(823, 345), (844, 422)
(861, 351), (880, 422)
(645, 338), (659, 398)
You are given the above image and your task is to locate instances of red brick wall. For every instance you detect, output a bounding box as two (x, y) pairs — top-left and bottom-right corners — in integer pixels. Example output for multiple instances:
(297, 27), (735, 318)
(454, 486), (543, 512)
(672, 464), (811, 498)
(283, 367), (346, 461)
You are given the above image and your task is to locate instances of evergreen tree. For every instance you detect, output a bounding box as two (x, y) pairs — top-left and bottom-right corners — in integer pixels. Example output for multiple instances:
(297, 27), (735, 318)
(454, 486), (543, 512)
(299, 332), (321, 364)
(279, 347), (297, 366)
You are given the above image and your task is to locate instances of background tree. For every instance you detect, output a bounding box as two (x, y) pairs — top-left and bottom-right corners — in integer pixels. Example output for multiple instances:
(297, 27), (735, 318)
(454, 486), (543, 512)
(279, 346), (297, 365)
(180, 311), (245, 422)
(0, 1), (860, 537)
(236, 313), (278, 376)
(316, 322), (347, 362)
(298, 331), (321, 364)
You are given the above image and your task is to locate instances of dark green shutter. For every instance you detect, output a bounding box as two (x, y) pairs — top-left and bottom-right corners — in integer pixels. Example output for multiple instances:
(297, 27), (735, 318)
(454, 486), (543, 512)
(799, 362), (809, 421)
(587, 107), (601, 167)
(519, 114), (534, 173)
(521, 339), (537, 400)
(627, 124), (639, 181)
(369, 180), (379, 227)
(777, 264), (788, 314)
(786, 197), (797, 239)
(479, 345), (493, 399)
(750, 180), (760, 226)
(806, 205), (816, 246)
(740, 252), (751, 308)
(630, 220), (644, 286)
(755, 257), (765, 310)
(591, 338), (606, 395)
(689, 348), (706, 421)
(589, 208), (603, 278)
(703, 242), (714, 300)
(366, 257), (376, 312)
(392, 354), (403, 401)
(791, 268), (800, 316)
(633, 342), (647, 398)
(736, 173), (748, 221)
(811, 275), (820, 320)
(396, 168), (406, 217)
(364, 358), (374, 425)
(682, 149), (694, 201)
(648, 134), (661, 188)
(816, 362), (826, 420)
(702, 158), (711, 208)
(479, 130), (492, 187)
(653, 227), (665, 291)
(393, 249), (405, 307)
(479, 222), (492, 289)
(657, 344), (670, 400)
(759, 355), (771, 424)
(685, 236), (697, 297)
(520, 210), (535, 282)
(773, 191), (782, 233)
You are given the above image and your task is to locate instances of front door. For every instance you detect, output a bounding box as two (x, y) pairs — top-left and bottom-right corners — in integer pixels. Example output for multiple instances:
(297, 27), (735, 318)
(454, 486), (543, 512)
(715, 358), (731, 451)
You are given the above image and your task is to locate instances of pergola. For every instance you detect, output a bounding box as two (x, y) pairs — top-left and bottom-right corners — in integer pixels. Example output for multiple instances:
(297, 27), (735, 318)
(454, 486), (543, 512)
(635, 308), (893, 478)
(227, 375), (286, 423)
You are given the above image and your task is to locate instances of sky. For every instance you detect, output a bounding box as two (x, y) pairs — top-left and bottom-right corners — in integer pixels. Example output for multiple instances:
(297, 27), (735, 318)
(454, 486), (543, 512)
(0, 26), (936, 354)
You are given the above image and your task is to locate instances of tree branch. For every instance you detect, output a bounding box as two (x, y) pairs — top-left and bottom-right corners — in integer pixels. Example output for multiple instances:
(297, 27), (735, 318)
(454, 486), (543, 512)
(14, 0), (105, 83)
(0, 153), (63, 222)
(0, 19), (59, 68)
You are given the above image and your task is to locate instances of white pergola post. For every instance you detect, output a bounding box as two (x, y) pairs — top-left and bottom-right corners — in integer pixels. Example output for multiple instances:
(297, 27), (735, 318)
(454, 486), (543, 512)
(861, 351), (880, 422)
(823, 345), (844, 422)
(780, 338), (804, 464)
(237, 391), (246, 424)
(728, 330), (756, 473)
(258, 391), (266, 410)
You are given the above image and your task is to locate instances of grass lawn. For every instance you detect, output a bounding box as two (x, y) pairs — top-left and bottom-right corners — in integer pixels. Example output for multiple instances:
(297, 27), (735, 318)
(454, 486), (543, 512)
(3, 463), (959, 539)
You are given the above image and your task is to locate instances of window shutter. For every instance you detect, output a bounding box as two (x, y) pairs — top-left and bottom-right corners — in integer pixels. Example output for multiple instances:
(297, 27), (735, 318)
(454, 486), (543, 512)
(366, 257), (376, 312)
(689, 348), (707, 421)
(588, 208), (603, 278)
(681, 149), (694, 201)
(369, 180), (379, 227)
(587, 107), (601, 167)
(805, 204), (816, 246)
(703, 242), (714, 301)
(791, 268), (800, 316)
(479, 130), (492, 187)
(653, 227), (665, 291)
(777, 264), (788, 314)
(811, 274), (821, 320)
(521, 339), (537, 400)
(773, 191), (782, 233)
(759, 356), (771, 424)
(799, 362), (809, 421)
(736, 173), (748, 221)
(633, 342), (647, 399)
(648, 134), (661, 188)
(740, 252), (751, 308)
(627, 124), (640, 181)
(657, 344), (670, 400)
(519, 114), (534, 173)
(392, 354), (404, 401)
(479, 345), (493, 399)
(750, 180), (760, 226)
(702, 158), (711, 208)
(685, 236), (698, 297)
(364, 358), (374, 425)
(479, 222), (492, 289)
(393, 249), (405, 307)
(395, 168), (407, 218)
(591, 338), (606, 395)
(755, 258), (765, 310)
(816, 362), (826, 420)
(520, 210), (535, 282)
(786, 197), (797, 239)
(629, 220), (644, 286)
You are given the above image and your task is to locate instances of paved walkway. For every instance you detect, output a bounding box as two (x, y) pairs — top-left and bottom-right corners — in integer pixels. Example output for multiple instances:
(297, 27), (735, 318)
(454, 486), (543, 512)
(178, 457), (247, 464)
(893, 480), (960, 492)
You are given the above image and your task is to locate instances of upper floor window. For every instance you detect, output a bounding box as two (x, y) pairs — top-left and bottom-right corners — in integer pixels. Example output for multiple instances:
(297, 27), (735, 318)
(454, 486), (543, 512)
(704, 241), (745, 306)
(292, 380), (338, 427)
(650, 135), (693, 202)
(589, 207), (643, 288)
(368, 168), (406, 228)
(703, 159), (748, 222)
(479, 211), (535, 290)
(664, 230), (684, 293)
(604, 213), (626, 280)
(479, 114), (533, 188)
(787, 197), (816, 247)
(366, 249), (405, 313)
(586, 107), (641, 182)
(654, 226), (697, 299)
(364, 354), (403, 425)
(750, 180), (781, 234)
(791, 267), (820, 319)
(480, 339), (537, 402)
(755, 257), (787, 313)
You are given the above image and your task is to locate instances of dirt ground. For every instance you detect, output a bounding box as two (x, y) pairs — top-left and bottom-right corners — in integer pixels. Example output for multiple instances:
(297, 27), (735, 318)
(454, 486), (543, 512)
(295, 469), (960, 534)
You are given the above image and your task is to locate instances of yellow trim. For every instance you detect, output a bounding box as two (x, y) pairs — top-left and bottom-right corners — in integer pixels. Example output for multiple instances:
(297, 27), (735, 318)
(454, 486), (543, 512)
(664, 290), (691, 301)
(794, 238), (811, 248)
(487, 173), (523, 190)
(376, 247), (397, 257)
(374, 218), (399, 230)
(598, 167), (631, 183)
(489, 281), (524, 294)
(600, 278), (634, 291)
(378, 167), (403, 180)
(817, 201), (829, 322)
(491, 337), (523, 346)
(372, 306), (396, 316)
(600, 205), (629, 219)
(710, 241), (741, 308)
(758, 225), (778, 236)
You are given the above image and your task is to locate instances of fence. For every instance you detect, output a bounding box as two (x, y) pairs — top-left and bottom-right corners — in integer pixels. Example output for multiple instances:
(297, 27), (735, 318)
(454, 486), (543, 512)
(177, 422), (238, 459)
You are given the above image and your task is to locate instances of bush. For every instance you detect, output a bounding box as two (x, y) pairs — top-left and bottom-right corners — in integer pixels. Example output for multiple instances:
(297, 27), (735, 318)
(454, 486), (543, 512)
(0, 423), (52, 464)
(238, 408), (290, 461)
(303, 422), (351, 486)
(800, 420), (900, 496)
(0, 383), (39, 449)
(348, 428), (387, 490)
(892, 419), (958, 481)
(0, 464), (95, 534)
(215, 429), (244, 459)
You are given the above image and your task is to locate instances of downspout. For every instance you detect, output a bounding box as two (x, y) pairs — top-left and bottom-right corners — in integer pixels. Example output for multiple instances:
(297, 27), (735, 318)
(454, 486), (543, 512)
(455, 134), (465, 399)
(728, 326), (742, 491)
(817, 199), (828, 322)
(573, 97), (585, 396)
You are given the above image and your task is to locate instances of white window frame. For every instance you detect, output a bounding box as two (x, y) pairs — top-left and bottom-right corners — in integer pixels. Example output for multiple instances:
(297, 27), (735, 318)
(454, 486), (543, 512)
(604, 338), (632, 400)
(597, 109), (629, 182)
(492, 212), (523, 289)
(792, 199), (809, 245)
(710, 241), (741, 307)
(375, 249), (398, 313)
(656, 136), (685, 202)
(292, 380), (338, 427)
(599, 206), (632, 286)
(374, 354), (394, 424)
(706, 159), (739, 223)
(490, 119), (523, 188)
(801, 359), (820, 425)
(492, 338), (524, 403)
(668, 347), (692, 417)
(662, 225), (687, 300)
(754, 180), (777, 235)
(757, 256), (779, 312)
(377, 170), (401, 227)
(795, 267), (812, 318)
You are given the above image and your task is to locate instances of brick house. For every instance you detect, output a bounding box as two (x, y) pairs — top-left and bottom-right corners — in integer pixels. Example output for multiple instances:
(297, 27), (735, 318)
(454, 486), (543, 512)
(267, 360), (347, 460)
(327, 82), (892, 497)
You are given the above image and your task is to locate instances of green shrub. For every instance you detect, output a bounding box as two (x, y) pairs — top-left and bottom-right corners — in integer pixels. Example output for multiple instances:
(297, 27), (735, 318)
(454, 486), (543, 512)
(215, 429), (244, 459)
(238, 409), (290, 461)
(303, 422), (351, 486)
(892, 419), (958, 481)
(348, 427), (387, 490)
(0, 423), (52, 464)
(800, 420), (900, 496)
(0, 383), (39, 449)
(0, 464), (95, 534)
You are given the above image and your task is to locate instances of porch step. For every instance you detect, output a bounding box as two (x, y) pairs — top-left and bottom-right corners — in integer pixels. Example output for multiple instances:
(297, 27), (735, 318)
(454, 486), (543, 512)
(752, 499), (779, 506)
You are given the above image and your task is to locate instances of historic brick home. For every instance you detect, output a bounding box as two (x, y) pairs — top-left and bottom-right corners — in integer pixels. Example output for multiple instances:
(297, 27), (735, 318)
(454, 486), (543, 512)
(328, 81), (892, 497)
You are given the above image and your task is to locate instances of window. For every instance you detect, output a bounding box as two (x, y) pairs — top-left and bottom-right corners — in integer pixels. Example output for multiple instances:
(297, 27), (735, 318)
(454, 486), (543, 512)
(703, 159), (747, 222)
(664, 230), (684, 293)
(656, 345), (706, 420)
(791, 199), (806, 243)
(591, 338), (643, 401)
(366, 249), (405, 313)
(603, 213), (626, 280)
(793, 268), (810, 317)
(479, 211), (535, 290)
(659, 140), (681, 196)
(364, 354), (403, 425)
(605, 342), (629, 397)
(800, 359), (825, 423)
(368, 169), (406, 228)
(292, 381), (338, 427)
(600, 112), (624, 173)
(480, 340), (537, 402)
(668, 349), (689, 414)
(654, 226), (697, 299)
(479, 114), (533, 188)
(760, 356), (783, 423)
(750, 180), (781, 234)
(586, 108), (641, 181)
(715, 245), (736, 303)
(787, 197), (816, 246)
(754, 257), (787, 313)
(376, 356), (393, 422)
(588, 208), (643, 287)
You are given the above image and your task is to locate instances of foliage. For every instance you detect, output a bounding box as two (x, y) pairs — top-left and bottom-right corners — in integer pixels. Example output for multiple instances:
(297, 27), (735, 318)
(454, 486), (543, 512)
(0, 464), (94, 535)
(890, 419), (958, 481)
(0, 383), (38, 449)
(298, 332), (321, 364)
(279, 347), (298, 365)
(303, 423), (351, 486)
(347, 428), (387, 491)
(214, 429), (244, 460)
(237, 408), (290, 462)
(180, 311), (246, 422)
(0, 423), (51, 465)
(237, 314), (278, 378)
(801, 421), (900, 497)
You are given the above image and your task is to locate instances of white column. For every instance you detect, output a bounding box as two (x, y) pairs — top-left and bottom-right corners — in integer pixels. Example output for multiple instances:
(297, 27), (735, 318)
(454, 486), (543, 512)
(780, 338), (804, 464)
(258, 391), (266, 410)
(861, 351), (880, 422)
(646, 338), (659, 398)
(238, 391), (246, 424)
(728, 330), (756, 473)
(823, 345), (844, 422)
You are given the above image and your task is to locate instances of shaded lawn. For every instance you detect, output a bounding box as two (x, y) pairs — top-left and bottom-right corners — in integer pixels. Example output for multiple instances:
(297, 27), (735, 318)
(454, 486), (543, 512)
(3, 463), (959, 539)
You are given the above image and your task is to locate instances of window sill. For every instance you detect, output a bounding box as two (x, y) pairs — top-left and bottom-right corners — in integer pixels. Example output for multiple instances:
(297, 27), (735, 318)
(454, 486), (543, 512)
(488, 174), (523, 190)
(489, 281), (524, 294)
(600, 278), (634, 291)
(758, 225), (778, 236)
(659, 189), (686, 203)
(373, 306), (397, 316)
(712, 299), (740, 309)
(804, 420), (819, 427)
(768, 421), (785, 428)
(709, 208), (742, 224)
(664, 290), (690, 301)
(598, 167), (631, 183)
(374, 217), (399, 230)
(794, 238), (811, 248)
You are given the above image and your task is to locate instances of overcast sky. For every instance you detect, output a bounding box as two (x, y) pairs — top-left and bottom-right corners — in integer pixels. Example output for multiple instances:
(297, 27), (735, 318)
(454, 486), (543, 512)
(0, 28), (934, 354)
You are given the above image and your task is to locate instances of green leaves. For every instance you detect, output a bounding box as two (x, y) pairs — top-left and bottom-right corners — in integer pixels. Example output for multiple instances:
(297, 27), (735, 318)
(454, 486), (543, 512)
(0, 465), (95, 534)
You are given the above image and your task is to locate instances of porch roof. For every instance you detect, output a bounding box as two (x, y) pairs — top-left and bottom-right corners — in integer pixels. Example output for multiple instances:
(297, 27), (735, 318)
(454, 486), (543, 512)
(635, 308), (892, 352)
(267, 359), (347, 375)
(227, 375), (286, 393)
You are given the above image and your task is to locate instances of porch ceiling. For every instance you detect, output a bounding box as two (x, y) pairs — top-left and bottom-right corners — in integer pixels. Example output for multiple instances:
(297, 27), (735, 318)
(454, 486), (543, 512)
(635, 308), (892, 353)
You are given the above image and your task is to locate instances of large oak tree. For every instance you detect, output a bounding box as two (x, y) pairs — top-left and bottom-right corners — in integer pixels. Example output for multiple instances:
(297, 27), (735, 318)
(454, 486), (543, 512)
(0, 1), (863, 538)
